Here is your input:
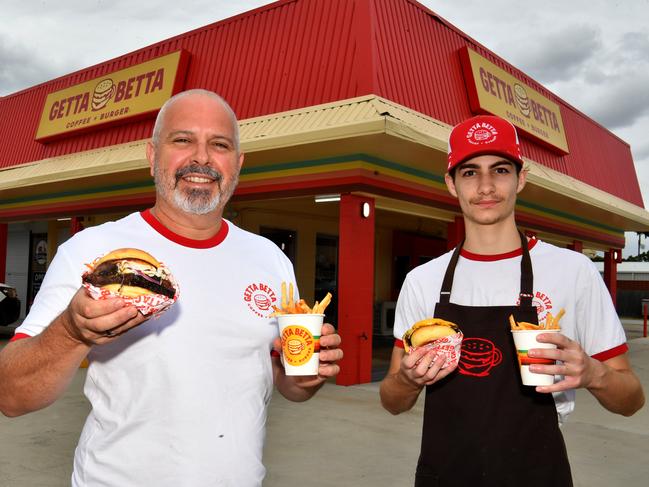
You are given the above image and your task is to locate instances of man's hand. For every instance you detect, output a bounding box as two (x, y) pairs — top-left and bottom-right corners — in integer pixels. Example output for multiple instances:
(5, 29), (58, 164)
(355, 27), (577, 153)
(528, 332), (644, 416)
(397, 346), (457, 388)
(273, 323), (342, 400)
(60, 288), (148, 347)
(528, 332), (596, 392)
(380, 346), (458, 415)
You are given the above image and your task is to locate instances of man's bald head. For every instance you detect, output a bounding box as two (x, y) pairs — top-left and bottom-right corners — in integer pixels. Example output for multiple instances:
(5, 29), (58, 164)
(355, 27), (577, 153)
(151, 89), (240, 153)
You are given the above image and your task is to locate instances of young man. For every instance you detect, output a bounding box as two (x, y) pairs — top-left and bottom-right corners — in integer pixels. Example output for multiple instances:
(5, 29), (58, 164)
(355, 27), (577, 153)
(0, 89), (343, 486)
(380, 114), (644, 486)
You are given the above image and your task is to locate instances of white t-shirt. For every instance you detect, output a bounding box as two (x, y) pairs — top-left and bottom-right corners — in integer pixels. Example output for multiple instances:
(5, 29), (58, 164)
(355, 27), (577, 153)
(393, 239), (628, 423)
(16, 210), (297, 487)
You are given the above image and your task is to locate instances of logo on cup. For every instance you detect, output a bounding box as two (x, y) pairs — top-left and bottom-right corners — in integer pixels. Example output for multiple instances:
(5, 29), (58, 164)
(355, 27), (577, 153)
(287, 339), (304, 355)
(281, 325), (319, 366)
(458, 337), (502, 377)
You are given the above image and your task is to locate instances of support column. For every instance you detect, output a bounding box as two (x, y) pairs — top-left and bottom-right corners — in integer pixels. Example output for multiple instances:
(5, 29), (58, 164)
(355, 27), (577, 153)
(568, 240), (583, 253)
(446, 216), (465, 250)
(70, 217), (84, 235)
(0, 223), (7, 282)
(337, 194), (375, 385)
(603, 249), (619, 305)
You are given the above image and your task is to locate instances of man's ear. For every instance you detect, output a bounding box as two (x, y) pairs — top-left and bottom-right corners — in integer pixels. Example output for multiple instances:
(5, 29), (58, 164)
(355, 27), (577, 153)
(146, 141), (156, 178)
(516, 167), (528, 194)
(445, 172), (458, 198)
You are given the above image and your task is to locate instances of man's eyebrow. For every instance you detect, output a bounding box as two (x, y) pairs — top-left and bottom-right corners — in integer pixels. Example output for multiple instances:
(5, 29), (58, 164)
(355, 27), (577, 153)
(457, 159), (514, 171)
(489, 159), (515, 168)
(166, 130), (193, 139)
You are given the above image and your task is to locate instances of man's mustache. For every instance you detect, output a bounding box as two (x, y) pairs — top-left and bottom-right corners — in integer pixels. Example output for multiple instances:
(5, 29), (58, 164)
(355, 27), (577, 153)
(174, 164), (223, 183)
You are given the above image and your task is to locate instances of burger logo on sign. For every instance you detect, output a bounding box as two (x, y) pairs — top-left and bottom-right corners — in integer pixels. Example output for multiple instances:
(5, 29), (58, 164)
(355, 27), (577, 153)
(91, 79), (115, 111)
(514, 83), (531, 118)
(465, 122), (498, 145)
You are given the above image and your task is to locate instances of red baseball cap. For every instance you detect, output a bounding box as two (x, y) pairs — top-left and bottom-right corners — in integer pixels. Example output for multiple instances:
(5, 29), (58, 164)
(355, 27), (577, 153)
(447, 115), (524, 172)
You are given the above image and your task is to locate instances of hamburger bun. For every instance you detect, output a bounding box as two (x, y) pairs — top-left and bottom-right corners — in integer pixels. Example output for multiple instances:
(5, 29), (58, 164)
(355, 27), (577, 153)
(402, 318), (460, 353)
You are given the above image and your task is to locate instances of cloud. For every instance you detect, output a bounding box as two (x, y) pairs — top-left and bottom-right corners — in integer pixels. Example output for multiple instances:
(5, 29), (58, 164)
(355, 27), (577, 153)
(586, 75), (649, 129)
(0, 34), (61, 96)
(508, 25), (602, 84)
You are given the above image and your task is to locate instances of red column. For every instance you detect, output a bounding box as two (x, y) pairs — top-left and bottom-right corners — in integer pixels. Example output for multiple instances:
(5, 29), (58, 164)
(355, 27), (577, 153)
(603, 249), (618, 305)
(0, 224), (7, 281)
(70, 217), (84, 235)
(568, 240), (583, 253)
(446, 216), (465, 250)
(337, 194), (375, 385)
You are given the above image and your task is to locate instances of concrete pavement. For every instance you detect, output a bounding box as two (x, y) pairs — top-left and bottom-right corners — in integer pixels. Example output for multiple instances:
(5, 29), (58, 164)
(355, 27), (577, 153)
(1, 325), (648, 486)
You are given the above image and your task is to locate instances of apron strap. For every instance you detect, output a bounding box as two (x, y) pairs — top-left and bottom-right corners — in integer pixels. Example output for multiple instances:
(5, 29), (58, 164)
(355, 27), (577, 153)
(440, 241), (463, 304)
(518, 231), (534, 307)
(440, 230), (534, 306)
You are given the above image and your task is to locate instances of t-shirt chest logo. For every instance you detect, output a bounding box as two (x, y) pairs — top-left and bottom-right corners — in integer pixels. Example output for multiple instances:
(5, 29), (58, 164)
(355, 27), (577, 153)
(243, 282), (278, 318)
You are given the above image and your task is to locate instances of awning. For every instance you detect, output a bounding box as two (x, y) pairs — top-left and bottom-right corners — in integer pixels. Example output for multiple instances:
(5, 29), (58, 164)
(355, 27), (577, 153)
(1, 94), (647, 244)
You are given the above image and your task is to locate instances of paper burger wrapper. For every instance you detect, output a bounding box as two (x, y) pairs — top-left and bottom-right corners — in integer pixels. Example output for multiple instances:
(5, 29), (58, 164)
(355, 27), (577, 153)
(413, 331), (463, 369)
(82, 281), (179, 318)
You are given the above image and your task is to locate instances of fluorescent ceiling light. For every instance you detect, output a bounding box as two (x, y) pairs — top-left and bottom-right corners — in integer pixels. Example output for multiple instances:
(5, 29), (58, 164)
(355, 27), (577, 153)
(314, 194), (341, 203)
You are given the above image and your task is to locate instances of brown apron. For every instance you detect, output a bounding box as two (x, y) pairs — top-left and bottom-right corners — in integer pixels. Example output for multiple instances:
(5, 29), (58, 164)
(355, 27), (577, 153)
(414, 232), (572, 486)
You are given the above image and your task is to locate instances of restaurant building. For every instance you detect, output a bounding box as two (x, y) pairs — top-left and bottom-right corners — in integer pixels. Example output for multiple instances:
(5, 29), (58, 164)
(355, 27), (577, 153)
(1, 0), (648, 385)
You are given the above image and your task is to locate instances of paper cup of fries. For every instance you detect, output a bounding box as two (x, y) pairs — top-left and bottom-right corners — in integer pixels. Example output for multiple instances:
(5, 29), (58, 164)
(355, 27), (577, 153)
(510, 329), (560, 386)
(509, 310), (564, 386)
(273, 282), (333, 376)
(277, 313), (324, 376)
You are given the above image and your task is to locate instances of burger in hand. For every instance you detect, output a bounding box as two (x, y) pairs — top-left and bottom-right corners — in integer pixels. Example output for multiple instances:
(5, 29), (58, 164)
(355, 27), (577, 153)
(82, 248), (179, 316)
(402, 318), (463, 369)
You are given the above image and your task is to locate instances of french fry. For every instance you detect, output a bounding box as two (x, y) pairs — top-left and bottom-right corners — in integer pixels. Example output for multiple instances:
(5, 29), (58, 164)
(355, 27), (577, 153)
(273, 281), (335, 317)
(509, 310), (565, 331)
(298, 299), (312, 313)
(545, 312), (554, 330)
(509, 315), (517, 329)
(552, 308), (565, 329)
(316, 292), (332, 314)
(281, 282), (288, 310)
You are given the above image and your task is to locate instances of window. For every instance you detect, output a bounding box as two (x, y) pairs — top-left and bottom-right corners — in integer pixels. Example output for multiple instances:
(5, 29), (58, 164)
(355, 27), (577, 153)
(315, 234), (338, 326)
(260, 227), (297, 266)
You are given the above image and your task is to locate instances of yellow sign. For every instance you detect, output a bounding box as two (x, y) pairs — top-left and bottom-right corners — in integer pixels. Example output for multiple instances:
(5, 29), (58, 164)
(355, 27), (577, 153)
(36, 50), (189, 141)
(459, 47), (569, 153)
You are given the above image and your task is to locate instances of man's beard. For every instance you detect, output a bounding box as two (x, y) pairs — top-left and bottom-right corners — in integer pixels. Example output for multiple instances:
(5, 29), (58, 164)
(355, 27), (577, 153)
(154, 162), (239, 215)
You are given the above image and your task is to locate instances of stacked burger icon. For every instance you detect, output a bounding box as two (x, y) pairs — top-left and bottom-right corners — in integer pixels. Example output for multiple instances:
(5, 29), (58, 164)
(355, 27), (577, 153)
(92, 79), (115, 111)
(514, 83), (530, 118)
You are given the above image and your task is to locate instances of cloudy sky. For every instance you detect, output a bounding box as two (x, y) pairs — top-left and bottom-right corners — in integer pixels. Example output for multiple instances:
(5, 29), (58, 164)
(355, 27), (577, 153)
(2, 0), (649, 253)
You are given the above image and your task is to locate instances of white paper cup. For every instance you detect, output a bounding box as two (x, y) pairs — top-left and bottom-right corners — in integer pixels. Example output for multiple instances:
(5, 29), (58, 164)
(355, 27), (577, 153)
(277, 314), (324, 376)
(510, 329), (560, 386)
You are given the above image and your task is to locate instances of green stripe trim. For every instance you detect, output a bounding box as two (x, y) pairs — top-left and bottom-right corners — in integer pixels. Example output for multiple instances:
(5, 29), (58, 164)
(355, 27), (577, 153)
(0, 180), (155, 206)
(0, 153), (626, 235)
(241, 153), (446, 184)
(516, 199), (623, 234)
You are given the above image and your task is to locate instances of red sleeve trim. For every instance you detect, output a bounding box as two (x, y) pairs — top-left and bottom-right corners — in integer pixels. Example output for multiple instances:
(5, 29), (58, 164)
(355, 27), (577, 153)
(592, 343), (628, 362)
(270, 350), (280, 357)
(9, 333), (31, 342)
(394, 338), (404, 349)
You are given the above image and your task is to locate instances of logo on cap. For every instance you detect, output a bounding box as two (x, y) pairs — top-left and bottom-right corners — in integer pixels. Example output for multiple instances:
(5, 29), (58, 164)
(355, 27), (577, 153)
(465, 122), (499, 146)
